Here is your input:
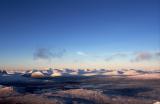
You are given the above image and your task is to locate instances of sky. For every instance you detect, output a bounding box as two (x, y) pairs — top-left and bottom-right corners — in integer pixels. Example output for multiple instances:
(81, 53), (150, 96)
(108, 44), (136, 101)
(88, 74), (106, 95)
(0, 0), (160, 70)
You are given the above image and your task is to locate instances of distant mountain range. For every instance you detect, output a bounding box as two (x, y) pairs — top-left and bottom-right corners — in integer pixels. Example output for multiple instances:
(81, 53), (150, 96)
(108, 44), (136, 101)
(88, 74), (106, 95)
(1, 68), (160, 79)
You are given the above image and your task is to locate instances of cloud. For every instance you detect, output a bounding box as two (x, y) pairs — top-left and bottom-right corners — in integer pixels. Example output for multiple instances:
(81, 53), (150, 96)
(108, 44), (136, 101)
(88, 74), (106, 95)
(34, 48), (66, 61)
(77, 51), (88, 56)
(155, 52), (160, 56)
(132, 52), (152, 62)
(131, 51), (160, 62)
(33, 48), (52, 60)
(105, 53), (127, 61)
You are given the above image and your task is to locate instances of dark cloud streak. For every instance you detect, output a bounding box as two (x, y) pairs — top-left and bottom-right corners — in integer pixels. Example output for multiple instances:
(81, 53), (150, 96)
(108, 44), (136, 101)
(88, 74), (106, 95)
(33, 48), (66, 61)
(131, 51), (160, 62)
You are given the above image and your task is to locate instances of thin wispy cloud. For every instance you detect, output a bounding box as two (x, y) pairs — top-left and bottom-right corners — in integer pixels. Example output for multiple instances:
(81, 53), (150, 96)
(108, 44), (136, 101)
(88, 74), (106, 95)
(77, 51), (88, 56)
(104, 51), (160, 63)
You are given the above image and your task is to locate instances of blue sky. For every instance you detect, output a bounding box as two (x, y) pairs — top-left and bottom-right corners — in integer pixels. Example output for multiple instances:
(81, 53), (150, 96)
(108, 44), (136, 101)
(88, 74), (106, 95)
(0, 0), (160, 70)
